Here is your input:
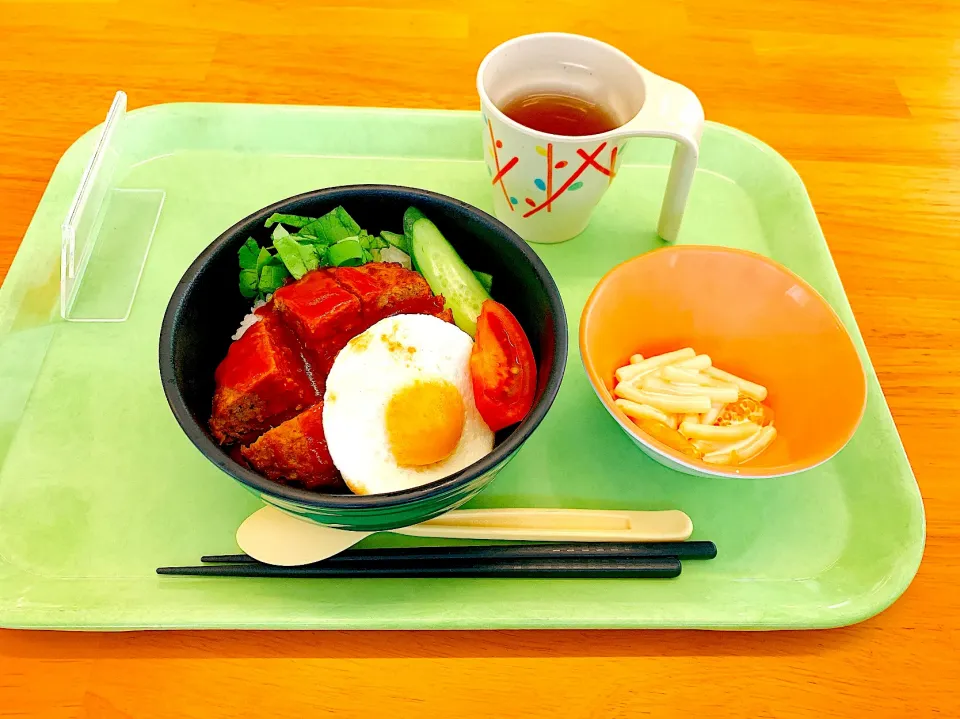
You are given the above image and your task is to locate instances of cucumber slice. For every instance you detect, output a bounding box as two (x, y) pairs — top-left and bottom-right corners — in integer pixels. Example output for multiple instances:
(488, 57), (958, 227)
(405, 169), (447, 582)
(403, 207), (426, 238)
(405, 207), (491, 336)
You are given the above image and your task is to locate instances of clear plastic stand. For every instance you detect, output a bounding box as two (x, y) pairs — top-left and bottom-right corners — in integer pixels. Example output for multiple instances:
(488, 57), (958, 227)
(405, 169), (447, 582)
(60, 91), (165, 322)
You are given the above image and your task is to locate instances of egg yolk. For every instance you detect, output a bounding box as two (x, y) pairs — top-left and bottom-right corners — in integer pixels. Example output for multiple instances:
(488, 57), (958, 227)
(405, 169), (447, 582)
(386, 380), (465, 467)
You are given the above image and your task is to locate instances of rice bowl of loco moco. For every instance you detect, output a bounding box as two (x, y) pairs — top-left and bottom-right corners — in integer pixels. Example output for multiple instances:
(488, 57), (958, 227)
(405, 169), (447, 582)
(160, 186), (567, 531)
(579, 245), (867, 479)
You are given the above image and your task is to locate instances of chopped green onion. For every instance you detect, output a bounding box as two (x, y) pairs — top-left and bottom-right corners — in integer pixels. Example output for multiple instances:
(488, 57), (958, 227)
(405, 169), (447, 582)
(327, 238), (365, 267)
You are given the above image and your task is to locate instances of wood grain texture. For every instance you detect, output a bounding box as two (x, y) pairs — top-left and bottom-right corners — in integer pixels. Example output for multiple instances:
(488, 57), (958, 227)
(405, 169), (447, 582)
(1, 0), (958, 716)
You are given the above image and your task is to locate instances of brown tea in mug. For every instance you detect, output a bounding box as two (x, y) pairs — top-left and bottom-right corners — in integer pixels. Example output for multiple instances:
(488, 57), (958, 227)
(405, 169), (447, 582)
(499, 90), (621, 136)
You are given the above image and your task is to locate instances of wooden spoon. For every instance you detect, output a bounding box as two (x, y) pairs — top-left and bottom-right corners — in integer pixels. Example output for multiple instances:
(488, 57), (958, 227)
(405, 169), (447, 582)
(237, 504), (694, 566)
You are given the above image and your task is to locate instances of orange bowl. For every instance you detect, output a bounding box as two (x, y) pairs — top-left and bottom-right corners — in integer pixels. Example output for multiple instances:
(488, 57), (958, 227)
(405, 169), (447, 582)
(579, 245), (867, 478)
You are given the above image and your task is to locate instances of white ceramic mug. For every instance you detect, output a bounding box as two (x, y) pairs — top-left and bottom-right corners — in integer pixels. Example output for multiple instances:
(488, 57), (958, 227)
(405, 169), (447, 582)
(477, 33), (704, 244)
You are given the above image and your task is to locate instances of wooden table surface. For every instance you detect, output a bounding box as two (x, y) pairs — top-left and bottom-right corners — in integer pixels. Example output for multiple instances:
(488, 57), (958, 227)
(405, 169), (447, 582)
(1, 0), (958, 716)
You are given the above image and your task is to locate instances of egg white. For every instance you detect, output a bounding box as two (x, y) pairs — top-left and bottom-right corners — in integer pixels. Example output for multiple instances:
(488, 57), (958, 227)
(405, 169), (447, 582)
(322, 314), (495, 495)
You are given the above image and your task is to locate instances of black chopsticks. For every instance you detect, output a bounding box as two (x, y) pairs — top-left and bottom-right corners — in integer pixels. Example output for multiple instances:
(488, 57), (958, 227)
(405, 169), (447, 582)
(200, 541), (717, 564)
(159, 557), (682, 579)
(157, 541), (715, 579)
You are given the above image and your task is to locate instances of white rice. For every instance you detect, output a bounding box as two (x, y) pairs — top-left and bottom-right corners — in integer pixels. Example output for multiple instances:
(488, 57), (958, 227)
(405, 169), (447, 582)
(232, 297), (268, 340)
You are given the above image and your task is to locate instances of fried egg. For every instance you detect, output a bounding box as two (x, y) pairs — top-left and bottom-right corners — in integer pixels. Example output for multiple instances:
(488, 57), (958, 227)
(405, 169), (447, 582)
(322, 314), (495, 495)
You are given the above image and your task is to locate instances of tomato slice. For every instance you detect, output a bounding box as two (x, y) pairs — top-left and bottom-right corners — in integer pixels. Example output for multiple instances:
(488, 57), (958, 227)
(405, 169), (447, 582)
(469, 300), (537, 432)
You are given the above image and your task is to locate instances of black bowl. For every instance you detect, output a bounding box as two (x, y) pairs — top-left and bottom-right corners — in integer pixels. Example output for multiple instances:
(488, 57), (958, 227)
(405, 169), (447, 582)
(159, 185), (567, 530)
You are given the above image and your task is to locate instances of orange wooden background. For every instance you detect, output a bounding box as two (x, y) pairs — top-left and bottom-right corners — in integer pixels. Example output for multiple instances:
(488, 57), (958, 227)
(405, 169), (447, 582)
(1, 0), (958, 716)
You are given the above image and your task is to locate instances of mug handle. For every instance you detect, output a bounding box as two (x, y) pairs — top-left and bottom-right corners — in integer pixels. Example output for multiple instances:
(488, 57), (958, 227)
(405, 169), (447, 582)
(615, 71), (705, 242)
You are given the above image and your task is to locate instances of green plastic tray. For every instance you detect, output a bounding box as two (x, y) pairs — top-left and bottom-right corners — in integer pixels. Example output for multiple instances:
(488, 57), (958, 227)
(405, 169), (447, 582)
(0, 104), (924, 630)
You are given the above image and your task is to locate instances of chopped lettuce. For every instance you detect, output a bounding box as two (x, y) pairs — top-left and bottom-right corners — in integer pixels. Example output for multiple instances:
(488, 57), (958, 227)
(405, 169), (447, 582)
(265, 213), (315, 229)
(473, 271), (493, 293)
(358, 230), (388, 251)
(239, 268), (259, 298)
(298, 243), (321, 273)
(258, 264), (290, 295)
(273, 235), (308, 280)
(238, 237), (260, 270)
(236, 206), (483, 303)
(250, 208), (372, 281)
(237, 236), (292, 300)
(380, 230), (409, 254)
(296, 206), (362, 246)
(256, 247), (271, 275)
